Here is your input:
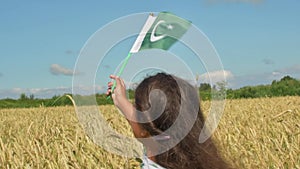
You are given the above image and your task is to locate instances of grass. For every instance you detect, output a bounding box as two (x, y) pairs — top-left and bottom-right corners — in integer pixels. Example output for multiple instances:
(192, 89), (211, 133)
(0, 96), (299, 168)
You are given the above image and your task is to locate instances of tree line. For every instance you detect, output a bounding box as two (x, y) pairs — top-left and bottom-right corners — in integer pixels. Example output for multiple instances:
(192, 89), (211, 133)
(199, 75), (300, 100)
(0, 76), (299, 108)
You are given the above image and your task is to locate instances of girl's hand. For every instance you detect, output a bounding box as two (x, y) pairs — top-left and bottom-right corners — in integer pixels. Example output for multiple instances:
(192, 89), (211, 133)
(106, 75), (131, 113)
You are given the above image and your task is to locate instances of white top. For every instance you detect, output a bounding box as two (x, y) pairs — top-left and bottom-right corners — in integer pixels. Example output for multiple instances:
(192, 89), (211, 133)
(141, 155), (166, 169)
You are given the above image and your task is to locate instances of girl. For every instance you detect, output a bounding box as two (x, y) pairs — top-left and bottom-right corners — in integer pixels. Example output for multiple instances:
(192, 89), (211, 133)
(107, 73), (231, 169)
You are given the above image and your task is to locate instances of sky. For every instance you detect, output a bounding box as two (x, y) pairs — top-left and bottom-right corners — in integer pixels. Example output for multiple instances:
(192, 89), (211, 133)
(0, 0), (299, 99)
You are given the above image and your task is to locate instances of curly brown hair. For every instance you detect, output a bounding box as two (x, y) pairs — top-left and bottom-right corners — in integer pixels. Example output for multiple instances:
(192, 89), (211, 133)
(134, 72), (231, 169)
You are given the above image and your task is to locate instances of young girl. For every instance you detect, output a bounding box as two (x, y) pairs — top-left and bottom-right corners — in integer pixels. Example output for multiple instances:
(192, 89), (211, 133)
(107, 73), (231, 169)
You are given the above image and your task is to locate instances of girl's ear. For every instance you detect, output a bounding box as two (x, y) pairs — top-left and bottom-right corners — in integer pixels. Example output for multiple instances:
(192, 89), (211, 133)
(131, 121), (150, 139)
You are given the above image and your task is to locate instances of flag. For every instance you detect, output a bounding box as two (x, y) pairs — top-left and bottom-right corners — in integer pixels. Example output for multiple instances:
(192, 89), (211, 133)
(108, 12), (191, 98)
(130, 12), (191, 53)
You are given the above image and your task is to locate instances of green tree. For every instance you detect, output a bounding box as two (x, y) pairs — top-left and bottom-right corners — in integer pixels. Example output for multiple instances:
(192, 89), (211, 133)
(216, 81), (227, 93)
(29, 94), (35, 100)
(19, 93), (28, 100)
(199, 83), (211, 91)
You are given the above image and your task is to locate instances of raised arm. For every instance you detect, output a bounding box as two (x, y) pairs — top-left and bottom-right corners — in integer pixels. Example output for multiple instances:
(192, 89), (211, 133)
(107, 75), (135, 119)
(107, 75), (148, 139)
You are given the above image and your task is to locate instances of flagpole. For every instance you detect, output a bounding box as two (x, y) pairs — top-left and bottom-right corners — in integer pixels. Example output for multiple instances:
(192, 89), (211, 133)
(107, 52), (132, 99)
(116, 52), (132, 77)
(107, 13), (157, 99)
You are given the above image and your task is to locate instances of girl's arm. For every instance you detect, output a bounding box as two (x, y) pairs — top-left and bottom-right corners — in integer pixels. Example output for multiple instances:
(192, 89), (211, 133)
(107, 75), (145, 138)
(107, 75), (135, 118)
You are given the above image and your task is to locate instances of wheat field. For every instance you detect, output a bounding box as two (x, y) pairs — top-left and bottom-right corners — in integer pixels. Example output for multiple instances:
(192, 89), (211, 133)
(0, 96), (299, 168)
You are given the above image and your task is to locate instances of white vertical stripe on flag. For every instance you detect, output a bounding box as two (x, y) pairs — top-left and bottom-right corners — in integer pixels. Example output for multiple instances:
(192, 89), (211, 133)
(130, 14), (157, 53)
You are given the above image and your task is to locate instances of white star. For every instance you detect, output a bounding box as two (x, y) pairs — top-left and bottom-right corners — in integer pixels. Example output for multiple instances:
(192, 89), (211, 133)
(167, 24), (173, 30)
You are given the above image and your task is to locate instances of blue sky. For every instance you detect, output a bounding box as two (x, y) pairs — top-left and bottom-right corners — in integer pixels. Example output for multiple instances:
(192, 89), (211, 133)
(0, 0), (299, 98)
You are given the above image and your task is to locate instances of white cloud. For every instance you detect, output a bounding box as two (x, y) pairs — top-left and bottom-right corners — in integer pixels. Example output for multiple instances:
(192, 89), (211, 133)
(72, 85), (106, 96)
(263, 64), (300, 84)
(50, 64), (79, 76)
(272, 71), (281, 76)
(178, 64), (299, 90)
(0, 87), (72, 99)
(229, 73), (273, 89)
(276, 64), (300, 75)
(199, 70), (234, 84)
(0, 85), (106, 99)
(228, 66), (300, 89)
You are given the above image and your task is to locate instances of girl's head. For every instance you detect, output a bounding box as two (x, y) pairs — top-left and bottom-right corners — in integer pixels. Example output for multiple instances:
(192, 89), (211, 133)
(134, 72), (230, 169)
(134, 72), (200, 139)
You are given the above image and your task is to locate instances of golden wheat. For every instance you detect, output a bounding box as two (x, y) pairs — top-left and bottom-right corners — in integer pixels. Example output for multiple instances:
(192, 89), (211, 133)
(0, 96), (299, 168)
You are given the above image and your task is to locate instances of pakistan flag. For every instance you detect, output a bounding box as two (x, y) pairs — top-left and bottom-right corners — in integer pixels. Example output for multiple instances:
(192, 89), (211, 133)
(130, 12), (191, 53)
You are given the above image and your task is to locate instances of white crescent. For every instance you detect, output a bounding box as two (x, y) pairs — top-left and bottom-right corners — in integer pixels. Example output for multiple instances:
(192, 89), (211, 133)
(150, 20), (166, 42)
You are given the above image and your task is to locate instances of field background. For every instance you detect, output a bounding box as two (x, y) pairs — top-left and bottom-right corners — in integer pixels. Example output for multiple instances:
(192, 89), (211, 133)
(0, 96), (299, 169)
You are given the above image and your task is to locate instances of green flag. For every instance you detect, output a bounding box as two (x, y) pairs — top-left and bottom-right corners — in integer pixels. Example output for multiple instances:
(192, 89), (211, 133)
(108, 12), (191, 99)
(130, 12), (191, 53)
